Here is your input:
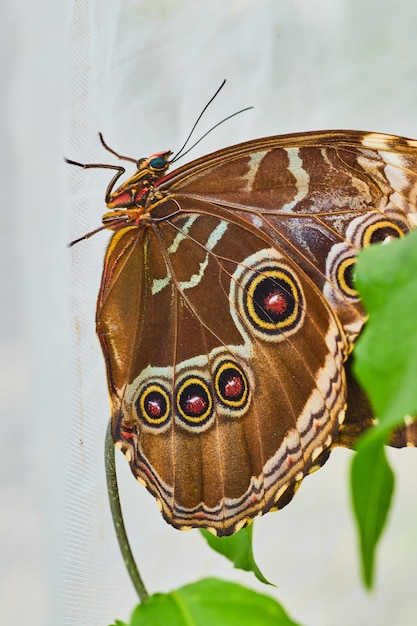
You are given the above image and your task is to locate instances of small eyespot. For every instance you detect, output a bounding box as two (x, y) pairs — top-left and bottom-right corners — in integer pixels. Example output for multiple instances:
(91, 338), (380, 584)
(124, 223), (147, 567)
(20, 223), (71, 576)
(324, 243), (360, 304)
(214, 361), (249, 410)
(135, 383), (171, 429)
(176, 376), (213, 428)
(326, 215), (407, 303)
(345, 212), (408, 249)
(336, 256), (357, 298)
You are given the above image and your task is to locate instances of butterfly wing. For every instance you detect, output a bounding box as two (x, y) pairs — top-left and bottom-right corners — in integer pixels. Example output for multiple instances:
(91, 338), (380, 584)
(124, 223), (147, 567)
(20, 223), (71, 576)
(97, 199), (347, 535)
(161, 130), (417, 343)
(97, 130), (417, 534)
(163, 130), (417, 450)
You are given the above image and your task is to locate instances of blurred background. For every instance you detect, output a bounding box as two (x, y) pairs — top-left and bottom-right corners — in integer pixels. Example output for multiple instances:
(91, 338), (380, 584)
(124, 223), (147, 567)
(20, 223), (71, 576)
(2, 1), (417, 625)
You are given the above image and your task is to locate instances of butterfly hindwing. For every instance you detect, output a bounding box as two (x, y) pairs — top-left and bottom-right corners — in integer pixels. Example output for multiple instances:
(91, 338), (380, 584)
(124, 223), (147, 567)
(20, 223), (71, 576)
(97, 202), (347, 534)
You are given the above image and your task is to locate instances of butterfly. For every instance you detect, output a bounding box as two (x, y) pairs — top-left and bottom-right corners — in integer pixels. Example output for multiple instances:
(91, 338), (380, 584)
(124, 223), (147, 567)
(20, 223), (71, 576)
(68, 127), (417, 536)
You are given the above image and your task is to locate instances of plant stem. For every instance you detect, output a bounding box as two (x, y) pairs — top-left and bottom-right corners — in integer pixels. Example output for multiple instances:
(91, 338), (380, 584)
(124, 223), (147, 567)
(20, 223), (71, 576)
(105, 421), (149, 602)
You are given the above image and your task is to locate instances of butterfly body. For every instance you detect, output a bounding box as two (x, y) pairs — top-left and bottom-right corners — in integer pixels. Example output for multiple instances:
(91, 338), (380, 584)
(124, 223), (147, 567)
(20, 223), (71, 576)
(82, 130), (417, 536)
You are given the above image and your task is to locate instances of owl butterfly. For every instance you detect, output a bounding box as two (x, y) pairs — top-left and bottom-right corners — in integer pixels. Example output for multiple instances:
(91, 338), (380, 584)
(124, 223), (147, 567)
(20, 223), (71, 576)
(69, 128), (417, 536)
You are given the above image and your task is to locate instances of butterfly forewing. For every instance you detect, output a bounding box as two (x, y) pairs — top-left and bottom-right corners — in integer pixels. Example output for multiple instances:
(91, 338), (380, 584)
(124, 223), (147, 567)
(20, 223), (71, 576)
(162, 131), (417, 341)
(93, 130), (417, 535)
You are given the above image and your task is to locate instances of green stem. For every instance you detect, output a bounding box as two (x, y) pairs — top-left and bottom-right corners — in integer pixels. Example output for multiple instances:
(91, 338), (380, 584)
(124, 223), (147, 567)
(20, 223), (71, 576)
(105, 421), (149, 602)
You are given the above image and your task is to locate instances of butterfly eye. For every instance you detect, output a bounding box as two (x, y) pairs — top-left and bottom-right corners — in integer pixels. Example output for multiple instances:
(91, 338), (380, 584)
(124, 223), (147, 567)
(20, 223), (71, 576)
(149, 156), (168, 171)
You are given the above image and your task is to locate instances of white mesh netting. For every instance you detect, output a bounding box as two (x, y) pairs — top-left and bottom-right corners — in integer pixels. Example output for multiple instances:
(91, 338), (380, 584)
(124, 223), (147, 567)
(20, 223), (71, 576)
(5, 2), (417, 625)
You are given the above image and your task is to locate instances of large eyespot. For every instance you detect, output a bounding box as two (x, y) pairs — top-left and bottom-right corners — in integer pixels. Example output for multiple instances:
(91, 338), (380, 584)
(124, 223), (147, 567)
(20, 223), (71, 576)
(244, 266), (304, 338)
(175, 376), (213, 430)
(230, 250), (306, 342)
(214, 361), (249, 413)
(135, 383), (171, 430)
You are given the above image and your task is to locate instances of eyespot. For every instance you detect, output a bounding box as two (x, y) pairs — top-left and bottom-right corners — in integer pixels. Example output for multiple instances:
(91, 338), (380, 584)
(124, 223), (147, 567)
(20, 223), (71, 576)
(214, 361), (249, 412)
(325, 245), (359, 301)
(325, 213), (407, 304)
(244, 266), (304, 338)
(361, 219), (404, 246)
(135, 383), (171, 429)
(230, 250), (306, 343)
(335, 255), (357, 298)
(175, 376), (213, 429)
(345, 211), (408, 249)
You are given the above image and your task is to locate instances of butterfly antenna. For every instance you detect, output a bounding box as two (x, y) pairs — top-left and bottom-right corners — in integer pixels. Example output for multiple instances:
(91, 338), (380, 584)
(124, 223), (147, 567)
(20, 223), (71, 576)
(171, 106), (254, 163)
(172, 80), (227, 161)
(171, 80), (253, 163)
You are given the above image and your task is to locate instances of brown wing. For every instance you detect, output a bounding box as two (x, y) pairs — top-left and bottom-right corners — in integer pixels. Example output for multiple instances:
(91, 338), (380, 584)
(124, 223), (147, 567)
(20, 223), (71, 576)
(163, 130), (417, 343)
(97, 130), (417, 536)
(97, 201), (348, 535)
(160, 130), (417, 450)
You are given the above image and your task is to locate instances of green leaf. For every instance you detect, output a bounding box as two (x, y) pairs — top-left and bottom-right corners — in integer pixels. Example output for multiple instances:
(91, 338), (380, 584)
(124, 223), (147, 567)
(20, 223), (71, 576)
(353, 229), (417, 427)
(351, 230), (417, 588)
(200, 525), (272, 585)
(125, 578), (302, 626)
(350, 431), (394, 588)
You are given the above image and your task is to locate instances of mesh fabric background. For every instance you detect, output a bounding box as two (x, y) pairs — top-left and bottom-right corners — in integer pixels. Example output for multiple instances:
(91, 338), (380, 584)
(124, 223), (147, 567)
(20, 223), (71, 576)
(4, 2), (417, 625)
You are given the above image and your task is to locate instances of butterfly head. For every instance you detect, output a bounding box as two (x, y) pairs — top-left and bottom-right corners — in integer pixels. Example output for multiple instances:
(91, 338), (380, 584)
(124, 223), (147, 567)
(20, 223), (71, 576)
(106, 150), (173, 210)
(137, 151), (173, 175)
